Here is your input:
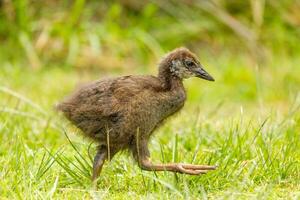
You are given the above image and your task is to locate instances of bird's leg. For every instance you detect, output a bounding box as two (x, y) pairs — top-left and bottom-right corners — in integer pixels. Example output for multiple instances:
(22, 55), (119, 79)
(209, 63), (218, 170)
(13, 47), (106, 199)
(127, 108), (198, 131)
(92, 145), (117, 188)
(132, 139), (216, 175)
(92, 147), (107, 187)
(138, 158), (216, 175)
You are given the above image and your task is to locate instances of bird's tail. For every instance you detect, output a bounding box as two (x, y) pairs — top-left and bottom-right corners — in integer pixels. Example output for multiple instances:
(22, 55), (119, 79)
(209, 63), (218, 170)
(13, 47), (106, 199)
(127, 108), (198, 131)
(54, 102), (73, 119)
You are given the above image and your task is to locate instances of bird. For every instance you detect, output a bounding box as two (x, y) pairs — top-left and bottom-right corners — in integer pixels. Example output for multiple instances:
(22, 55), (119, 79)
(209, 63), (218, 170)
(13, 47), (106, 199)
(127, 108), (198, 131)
(56, 47), (216, 185)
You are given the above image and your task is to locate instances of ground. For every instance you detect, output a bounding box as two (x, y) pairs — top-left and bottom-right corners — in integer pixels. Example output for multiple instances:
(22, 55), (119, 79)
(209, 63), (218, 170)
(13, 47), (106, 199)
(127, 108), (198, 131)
(0, 57), (299, 199)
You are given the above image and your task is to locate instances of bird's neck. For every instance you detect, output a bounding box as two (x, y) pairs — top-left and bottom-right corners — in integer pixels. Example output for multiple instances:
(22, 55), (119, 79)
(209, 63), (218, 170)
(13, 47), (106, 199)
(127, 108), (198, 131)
(157, 64), (186, 120)
(158, 64), (184, 91)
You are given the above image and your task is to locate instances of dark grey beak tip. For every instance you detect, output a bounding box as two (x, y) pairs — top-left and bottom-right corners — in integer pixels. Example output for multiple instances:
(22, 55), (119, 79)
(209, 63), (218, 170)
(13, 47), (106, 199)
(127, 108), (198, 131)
(202, 76), (215, 82)
(194, 67), (215, 82)
(195, 72), (215, 82)
(208, 76), (215, 82)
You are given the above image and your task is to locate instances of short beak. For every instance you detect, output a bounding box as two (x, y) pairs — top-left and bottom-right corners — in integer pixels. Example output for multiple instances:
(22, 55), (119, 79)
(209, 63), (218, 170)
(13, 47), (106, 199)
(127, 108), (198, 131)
(193, 66), (215, 81)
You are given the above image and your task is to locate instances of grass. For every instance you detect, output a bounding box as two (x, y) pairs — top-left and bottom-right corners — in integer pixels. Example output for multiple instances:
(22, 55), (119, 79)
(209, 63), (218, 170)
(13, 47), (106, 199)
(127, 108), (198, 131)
(1, 0), (300, 199)
(0, 58), (299, 199)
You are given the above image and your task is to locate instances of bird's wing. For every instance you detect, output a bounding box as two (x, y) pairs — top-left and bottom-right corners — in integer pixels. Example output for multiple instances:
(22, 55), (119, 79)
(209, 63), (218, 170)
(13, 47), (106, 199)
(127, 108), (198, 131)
(57, 75), (161, 135)
(110, 75), (161, 104)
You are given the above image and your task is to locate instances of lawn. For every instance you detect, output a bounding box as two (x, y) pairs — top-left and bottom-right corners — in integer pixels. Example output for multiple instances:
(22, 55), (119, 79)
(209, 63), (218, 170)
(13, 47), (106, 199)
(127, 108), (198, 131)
(1, 56), (299, 199)
(0, 1), (300, 199)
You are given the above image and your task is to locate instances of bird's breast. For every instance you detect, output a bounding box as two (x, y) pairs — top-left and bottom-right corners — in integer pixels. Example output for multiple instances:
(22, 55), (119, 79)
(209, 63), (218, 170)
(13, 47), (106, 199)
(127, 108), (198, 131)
(121, 88), (186, 137)
(162, 88), (186, 116)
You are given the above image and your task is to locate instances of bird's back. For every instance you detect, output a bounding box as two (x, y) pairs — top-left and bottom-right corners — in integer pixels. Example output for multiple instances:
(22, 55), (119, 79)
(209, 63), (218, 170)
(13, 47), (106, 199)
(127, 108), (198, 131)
(57, 75), (185, 148)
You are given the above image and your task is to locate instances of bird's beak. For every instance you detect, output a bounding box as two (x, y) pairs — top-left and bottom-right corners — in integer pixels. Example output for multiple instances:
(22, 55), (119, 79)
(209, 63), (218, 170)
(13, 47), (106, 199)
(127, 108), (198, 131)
(193, 65), (215, 81)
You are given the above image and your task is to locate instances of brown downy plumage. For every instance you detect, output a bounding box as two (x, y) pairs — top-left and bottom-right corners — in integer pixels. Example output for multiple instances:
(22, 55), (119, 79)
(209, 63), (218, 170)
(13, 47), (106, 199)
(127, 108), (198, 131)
(56, 47), (216, 185)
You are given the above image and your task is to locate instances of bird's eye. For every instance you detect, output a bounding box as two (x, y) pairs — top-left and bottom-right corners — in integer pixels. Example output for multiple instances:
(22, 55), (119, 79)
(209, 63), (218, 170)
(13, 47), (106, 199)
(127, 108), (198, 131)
(185, 60), (195, 68)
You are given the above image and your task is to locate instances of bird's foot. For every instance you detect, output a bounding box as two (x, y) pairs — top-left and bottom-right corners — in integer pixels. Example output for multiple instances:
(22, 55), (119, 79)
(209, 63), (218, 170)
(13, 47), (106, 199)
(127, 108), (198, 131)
(176, 163), (217, 175)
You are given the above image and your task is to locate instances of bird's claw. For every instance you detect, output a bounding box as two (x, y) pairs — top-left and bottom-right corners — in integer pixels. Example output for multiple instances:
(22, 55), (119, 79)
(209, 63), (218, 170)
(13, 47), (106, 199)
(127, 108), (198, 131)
(176, 163), (217, 175)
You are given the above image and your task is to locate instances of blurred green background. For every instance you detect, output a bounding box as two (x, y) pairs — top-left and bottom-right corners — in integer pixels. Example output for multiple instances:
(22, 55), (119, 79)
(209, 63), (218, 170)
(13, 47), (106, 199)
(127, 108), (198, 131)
(0, 0), (300, 199)
(1, 0), (300, 106)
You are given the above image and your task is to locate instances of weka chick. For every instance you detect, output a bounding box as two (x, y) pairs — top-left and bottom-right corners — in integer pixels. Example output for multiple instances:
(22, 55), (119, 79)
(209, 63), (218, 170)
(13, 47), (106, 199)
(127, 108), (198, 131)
(56, 47), (216, 184)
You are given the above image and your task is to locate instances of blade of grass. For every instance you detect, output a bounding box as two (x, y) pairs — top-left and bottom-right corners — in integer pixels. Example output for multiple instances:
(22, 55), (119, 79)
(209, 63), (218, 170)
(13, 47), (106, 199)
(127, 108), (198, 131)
(62, 129), (92, 169)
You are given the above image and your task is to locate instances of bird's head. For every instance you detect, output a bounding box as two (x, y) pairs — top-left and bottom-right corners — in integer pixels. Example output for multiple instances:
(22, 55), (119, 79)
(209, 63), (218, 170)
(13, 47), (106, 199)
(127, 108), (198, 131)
(159, 47), (214, 81)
